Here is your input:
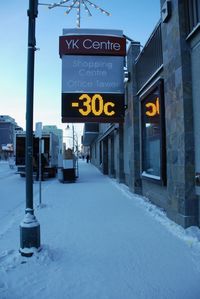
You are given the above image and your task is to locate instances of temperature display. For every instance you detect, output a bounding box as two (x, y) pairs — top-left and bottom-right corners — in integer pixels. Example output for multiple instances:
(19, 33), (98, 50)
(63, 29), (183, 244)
(62, 93), (124, 123)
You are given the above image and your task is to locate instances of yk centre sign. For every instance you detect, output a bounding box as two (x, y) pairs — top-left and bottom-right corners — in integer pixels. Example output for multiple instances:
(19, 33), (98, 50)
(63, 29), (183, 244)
(59, 29), (126, 123)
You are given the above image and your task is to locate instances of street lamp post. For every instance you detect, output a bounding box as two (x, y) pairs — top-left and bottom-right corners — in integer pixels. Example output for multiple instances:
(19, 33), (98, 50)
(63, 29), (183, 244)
(19, 0), (41, 257)
(72, 124), (75, 153)
(17, 0), (108, 256)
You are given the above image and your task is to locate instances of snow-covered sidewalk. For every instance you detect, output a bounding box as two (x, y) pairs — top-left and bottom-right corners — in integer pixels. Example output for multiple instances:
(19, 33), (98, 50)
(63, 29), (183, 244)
(0, 160), (200, 299)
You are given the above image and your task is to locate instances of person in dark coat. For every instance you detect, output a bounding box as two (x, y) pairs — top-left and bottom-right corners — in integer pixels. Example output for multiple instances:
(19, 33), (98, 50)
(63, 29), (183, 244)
(86, 154), (90, 163)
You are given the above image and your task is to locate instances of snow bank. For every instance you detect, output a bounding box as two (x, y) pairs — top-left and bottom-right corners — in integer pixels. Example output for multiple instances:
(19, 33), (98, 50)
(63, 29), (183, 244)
(112, 179), (200, 251)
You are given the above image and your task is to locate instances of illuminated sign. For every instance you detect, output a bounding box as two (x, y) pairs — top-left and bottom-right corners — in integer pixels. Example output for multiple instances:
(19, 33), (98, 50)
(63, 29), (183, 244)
(62, 93), (124, 123)
(59, 35), (126, 57)
(145, 97), (160, 117)
(60, 29), (126, 123)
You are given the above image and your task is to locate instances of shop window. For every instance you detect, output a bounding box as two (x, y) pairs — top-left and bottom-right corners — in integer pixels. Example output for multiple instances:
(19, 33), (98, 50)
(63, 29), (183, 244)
(141, 79), (166, 184)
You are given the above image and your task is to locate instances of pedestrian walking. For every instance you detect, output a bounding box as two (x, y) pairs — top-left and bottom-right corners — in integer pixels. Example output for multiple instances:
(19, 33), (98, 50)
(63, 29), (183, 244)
(86, 154), (90, 163)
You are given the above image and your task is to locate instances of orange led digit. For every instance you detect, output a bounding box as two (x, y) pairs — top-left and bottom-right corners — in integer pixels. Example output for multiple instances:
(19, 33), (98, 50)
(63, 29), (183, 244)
(146, 102), (156, 116)
(145, 97), (160, 117)
(104, 102), (115, 116)
(156, 97), (160, 115)
(79, 93), (91, 116)
(91, 94), (104, 116)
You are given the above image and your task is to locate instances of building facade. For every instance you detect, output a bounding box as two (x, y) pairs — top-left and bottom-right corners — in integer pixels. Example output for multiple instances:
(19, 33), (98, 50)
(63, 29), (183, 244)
(0, 115), (23, 159)
(42, 125), (63, 154)
(83, 0), (200, 228)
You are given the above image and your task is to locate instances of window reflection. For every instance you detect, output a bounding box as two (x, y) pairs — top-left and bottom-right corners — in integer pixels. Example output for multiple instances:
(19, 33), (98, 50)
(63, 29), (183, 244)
(142, 88), (161, 177)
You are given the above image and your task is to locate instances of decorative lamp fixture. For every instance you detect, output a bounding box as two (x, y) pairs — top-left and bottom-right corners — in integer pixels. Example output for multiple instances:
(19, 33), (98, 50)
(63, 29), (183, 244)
(47, 0), (111, 28)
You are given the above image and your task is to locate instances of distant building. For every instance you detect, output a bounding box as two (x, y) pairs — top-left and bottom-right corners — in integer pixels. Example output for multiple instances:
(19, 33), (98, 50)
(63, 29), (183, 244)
(0, 115), (23, 159)
(0, 115), (16, 124)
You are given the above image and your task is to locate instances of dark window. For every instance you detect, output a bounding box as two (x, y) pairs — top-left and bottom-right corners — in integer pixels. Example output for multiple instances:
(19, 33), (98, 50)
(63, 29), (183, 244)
(99, 141), (102, 165)
(135, 23), (163, 91)
(198, 0), (200, 20)
(141, 79), (166, 184)
(185, 0), (200, 33)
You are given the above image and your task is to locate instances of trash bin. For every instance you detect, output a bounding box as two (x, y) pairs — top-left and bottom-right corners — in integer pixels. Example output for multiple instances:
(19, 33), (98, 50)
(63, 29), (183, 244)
(61, 149), (76, 183)
(62, 168), (76, 182)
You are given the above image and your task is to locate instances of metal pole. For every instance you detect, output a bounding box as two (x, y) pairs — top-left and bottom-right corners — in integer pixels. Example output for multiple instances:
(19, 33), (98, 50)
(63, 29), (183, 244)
(20, 0), (41, 257)
(39, 138), (42, 205)
(76, 141), (79, 178)
(72, 124), (76, 171)
(72, 124), (75, 153)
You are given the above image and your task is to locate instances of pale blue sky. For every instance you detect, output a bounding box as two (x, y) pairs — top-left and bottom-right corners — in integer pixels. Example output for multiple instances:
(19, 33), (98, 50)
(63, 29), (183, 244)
(0, 0), (161, 133)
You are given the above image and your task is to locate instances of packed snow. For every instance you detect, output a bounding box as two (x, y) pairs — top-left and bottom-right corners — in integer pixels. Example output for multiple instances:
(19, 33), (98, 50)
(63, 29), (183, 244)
(0, 160), (200, 299)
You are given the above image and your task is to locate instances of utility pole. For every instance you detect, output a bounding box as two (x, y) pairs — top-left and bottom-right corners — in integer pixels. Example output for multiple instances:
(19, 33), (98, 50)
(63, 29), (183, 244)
(19, 0), (41, 257)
